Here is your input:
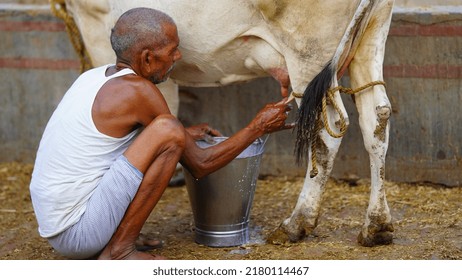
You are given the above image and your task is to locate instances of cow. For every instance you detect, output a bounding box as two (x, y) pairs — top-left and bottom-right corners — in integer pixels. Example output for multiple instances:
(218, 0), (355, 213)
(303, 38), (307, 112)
(57, 0), (395, 246)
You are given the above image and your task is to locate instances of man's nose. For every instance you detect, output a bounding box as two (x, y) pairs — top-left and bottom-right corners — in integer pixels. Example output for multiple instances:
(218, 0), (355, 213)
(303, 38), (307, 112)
(174, 49), (182, 61)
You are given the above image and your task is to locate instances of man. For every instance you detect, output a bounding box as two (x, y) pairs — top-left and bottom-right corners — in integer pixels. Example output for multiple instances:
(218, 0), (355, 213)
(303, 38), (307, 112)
(30, 7), (293, 260)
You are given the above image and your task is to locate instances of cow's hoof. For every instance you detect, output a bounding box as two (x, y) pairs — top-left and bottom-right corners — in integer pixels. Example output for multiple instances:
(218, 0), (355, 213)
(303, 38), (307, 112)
(267, 222), (308, 245)
(357, 222), (394, 247)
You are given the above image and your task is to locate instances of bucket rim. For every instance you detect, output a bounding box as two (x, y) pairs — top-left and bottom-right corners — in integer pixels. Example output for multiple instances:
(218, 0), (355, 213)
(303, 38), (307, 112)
(195, 136), (267, 158)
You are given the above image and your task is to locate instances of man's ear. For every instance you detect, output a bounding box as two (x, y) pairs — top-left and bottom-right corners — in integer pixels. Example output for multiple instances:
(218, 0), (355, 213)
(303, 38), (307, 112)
(141, 49), (153, 66)
(140, 49), (154, 73)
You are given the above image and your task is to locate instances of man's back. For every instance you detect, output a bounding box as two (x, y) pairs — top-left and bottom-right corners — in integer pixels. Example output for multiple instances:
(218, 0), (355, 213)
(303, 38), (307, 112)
(30, 65), (139, 238)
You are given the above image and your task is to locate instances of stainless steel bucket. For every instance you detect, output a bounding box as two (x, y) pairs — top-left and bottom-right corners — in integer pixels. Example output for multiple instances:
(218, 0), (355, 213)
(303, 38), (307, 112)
(183, 136), (266, 247)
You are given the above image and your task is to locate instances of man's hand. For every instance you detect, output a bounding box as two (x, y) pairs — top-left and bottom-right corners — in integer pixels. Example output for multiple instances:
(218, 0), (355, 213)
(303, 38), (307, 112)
(186, 123), (222, 144)
(249, 98), (295, 134)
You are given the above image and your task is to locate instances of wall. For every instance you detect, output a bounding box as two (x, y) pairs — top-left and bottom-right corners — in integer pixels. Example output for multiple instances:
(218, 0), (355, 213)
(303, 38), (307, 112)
(395, 0), (460, 7)
(0, 3), (80, 161)
(1, 1), (461, 185)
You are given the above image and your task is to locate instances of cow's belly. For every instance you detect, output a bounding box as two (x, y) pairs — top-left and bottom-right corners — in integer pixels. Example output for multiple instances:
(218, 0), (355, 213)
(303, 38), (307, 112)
(171, 35), (286, 87)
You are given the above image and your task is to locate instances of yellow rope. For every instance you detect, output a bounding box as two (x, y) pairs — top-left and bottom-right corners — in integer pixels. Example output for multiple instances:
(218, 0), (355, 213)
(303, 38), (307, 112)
(293, 80), (386, 177)
(322, 80), (386, 138)
(49, 0), (92, 72)
(309, 119), (322, 178)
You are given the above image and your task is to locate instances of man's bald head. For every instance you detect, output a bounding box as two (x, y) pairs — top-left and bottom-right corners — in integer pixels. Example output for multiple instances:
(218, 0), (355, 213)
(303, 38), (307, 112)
(110, 8), (176, 63)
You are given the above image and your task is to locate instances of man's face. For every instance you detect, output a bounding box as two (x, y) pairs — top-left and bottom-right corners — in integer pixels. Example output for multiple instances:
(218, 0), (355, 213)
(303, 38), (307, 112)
(148, 24), (182, 84)
(148, 61), (176, 84)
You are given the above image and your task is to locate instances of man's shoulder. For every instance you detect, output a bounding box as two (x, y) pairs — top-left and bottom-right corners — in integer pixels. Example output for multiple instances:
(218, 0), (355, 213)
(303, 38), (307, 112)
(110, 74), (161, 97)
(100, 74), (165, 113)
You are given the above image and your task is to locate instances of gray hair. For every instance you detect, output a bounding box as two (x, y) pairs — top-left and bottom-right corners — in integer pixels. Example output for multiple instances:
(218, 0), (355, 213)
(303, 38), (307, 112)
(110, 8), (175, 62)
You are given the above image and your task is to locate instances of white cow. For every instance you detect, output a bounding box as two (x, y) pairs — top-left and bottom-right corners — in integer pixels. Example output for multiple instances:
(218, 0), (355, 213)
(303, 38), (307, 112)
(61, 0), (395, 246)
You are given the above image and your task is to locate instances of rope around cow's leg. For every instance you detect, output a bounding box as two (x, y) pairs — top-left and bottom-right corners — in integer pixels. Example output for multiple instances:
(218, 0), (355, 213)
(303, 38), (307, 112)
(309, 118), (323, 178)
(306, 81), (386, 177)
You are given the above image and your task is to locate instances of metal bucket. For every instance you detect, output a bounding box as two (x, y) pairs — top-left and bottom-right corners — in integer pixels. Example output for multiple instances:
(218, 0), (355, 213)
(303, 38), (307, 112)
(183, 136), (266, 247)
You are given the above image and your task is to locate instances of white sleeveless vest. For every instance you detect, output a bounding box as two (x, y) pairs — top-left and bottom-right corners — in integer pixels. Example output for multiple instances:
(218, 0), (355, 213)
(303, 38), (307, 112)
(30, 65), (138, 238)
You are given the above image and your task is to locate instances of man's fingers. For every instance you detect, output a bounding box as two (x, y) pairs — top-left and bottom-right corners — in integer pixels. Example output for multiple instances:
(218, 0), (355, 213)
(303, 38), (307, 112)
(275, 97), (289, 105)
(274, 98), (294, 117)
(210, 128), (222, 137)
(202, 134), (216, 144)
(284, 122), (296, 129)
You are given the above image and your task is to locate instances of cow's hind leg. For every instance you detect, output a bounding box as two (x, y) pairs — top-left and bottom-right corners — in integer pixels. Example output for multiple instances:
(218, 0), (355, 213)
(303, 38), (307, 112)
(349, 0), (394, 246)
(268, 83), (346, 244)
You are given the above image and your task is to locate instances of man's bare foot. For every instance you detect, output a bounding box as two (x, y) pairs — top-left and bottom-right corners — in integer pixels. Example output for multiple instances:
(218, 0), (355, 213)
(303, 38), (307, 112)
(135, 233), (163, 251)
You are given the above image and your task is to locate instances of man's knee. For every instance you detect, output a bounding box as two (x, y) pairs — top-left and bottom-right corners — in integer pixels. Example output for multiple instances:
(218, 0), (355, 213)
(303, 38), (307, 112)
(148, 114), (185, 150)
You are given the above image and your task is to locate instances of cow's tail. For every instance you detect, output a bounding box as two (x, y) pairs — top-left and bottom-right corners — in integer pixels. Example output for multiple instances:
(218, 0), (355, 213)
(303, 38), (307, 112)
(294, 0), (372, 163)
(294, 61), (335, 163)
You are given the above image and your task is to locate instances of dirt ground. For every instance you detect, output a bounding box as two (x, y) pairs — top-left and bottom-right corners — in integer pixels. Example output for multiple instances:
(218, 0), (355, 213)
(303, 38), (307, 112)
(1, 161), (461, 260)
